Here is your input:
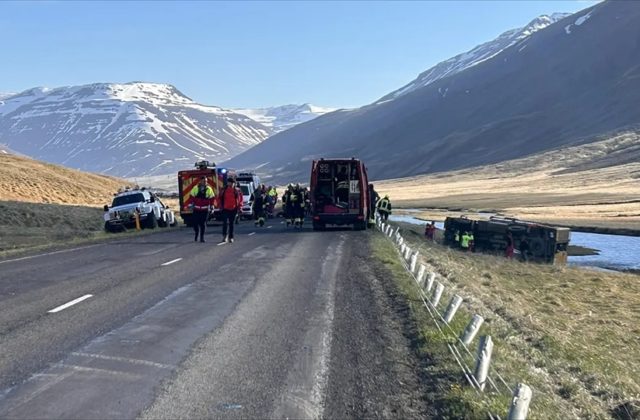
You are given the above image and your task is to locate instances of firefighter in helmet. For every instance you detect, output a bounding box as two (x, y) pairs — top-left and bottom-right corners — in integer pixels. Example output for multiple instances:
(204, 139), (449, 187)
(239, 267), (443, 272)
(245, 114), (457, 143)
(377, 194), (392, 221)
(252, 187), (267, 227)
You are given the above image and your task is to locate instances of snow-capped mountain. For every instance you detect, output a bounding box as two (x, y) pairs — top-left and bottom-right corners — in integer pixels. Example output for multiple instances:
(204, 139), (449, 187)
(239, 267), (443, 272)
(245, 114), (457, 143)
(377, 13), (571, 103)
(0, 92), (16, 100)
(0, 82), (273, 177)
(233, 104), (337, 133)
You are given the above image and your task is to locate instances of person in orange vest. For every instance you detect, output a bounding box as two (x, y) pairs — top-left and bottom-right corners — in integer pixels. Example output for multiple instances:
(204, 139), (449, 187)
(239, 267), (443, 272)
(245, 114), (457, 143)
(189, 177), (215, 242)
(218, 178), (243, 243)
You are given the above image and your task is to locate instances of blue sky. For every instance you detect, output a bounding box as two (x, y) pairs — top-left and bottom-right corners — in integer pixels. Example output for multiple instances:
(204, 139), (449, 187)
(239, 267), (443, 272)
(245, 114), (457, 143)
(0, 1), (597, 109)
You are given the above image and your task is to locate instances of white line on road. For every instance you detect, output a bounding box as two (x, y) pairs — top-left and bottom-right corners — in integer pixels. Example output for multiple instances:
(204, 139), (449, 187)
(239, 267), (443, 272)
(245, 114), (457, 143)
(280, 221), (284, 224)
(48, 294), (93, 313)
(267, 226), (273, 229)
(248, 232), (256, 236)
(0, 245), (99, 265)
(161, 258), (182, 266)
(71, 352), (173, 369)
(217, 242), (227, 246)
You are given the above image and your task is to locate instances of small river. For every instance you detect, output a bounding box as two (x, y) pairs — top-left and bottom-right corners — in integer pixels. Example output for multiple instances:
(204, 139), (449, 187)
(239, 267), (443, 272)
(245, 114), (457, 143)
(388, 214), (640, 271)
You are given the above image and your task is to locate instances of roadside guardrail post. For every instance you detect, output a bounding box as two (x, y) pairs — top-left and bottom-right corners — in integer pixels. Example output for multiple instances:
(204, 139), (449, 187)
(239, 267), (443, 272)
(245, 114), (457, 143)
(410, 252), (419, 273)
(508, 383), (532, 420)
(474, 335), (493, 391)
(425, 272), (436, 292)
(431, 282), (445, 307)
(461, 314), (484, 347)
(443, 295), (464, 323)
(417, 264), (426, 286)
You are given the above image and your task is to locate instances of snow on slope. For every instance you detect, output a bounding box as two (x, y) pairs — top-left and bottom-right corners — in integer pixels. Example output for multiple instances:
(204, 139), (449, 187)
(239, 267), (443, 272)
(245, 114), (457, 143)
(234, 103), (337, 133)
(378, 13), (572, 102)
(0, 82), (273, 177)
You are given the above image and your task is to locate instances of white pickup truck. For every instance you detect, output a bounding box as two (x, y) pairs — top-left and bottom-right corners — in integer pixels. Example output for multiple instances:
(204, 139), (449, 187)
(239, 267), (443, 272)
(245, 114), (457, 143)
(103, 189), (176, 232)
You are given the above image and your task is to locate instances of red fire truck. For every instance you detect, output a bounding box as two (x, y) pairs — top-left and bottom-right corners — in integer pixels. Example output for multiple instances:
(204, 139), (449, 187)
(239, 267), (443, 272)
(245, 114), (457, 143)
(309, 158), (371, 231)
(177, 161), (234, 226)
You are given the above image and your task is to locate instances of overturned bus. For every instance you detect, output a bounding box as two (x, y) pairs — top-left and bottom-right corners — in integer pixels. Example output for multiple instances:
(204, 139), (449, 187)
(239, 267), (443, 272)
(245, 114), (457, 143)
(443, 216), (570, 264)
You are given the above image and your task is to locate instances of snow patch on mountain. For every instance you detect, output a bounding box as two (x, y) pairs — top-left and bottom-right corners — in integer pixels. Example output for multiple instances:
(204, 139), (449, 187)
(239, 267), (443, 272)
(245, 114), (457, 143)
(0, 82), (273, 177)
(234, 103), (337, 132)
(378, 13), (572, 103)
(0, 92), (17, 101)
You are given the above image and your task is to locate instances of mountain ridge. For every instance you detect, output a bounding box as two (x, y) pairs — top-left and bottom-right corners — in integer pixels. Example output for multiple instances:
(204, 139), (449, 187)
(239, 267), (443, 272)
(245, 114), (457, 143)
(0, 82), (273, 177)
(233, 103), (338, 133)
(226, 2), (640, 184)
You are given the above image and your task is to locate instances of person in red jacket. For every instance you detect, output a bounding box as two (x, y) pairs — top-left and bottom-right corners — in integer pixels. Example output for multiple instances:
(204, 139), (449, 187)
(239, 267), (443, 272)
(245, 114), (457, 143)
(218, 178), (243, 243)
(189, 177), (215, 242)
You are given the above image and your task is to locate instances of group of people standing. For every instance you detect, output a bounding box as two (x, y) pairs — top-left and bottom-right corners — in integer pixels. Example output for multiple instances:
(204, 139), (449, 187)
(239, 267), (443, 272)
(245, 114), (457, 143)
(189, 177), (243, 243)
(249, 184), (278, 227)
(282, 183), (308, 227)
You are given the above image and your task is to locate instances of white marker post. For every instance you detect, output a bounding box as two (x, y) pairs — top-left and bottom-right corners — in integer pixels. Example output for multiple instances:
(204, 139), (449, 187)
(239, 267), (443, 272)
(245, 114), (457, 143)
(416, 264), (426, 287)
(508, 384), (533, 420)
(443, 295), (464, 323)
(461, 314), (484, 347)
(431, 282), (445, 308)
(425, 272), (436, 292)
(474, 335), (493, 391)
(410, 251), (419, 273)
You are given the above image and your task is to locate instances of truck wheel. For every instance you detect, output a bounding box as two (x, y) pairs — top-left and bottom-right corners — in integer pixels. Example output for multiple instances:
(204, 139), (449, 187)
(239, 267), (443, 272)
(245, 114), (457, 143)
(145, 212), (158, 229)
(354, 221), (367, 231)
(158, 213), (168, 227)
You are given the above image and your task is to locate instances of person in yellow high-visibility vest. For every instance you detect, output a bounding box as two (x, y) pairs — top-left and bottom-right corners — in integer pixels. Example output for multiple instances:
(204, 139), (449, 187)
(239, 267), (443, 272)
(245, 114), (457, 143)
(460, 231), (471, 251)
(189, 177), (215, 242)
(377, 195), (392, 221)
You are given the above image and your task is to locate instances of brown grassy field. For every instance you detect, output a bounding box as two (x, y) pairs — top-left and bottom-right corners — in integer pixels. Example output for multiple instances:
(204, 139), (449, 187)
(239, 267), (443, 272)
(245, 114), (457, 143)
(0, 154), (146, 256)
(0, 153), (129, 205)
(375, 132), (640, 232)
(373, 223), (640, 419)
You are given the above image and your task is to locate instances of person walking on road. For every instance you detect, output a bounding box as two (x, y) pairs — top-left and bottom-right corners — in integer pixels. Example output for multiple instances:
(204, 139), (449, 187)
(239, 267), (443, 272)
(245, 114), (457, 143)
(218, 178), (243, 243)
(252, 187), (267, 227)
(189, 177), (215, 242)
(377, 195), (392, 221)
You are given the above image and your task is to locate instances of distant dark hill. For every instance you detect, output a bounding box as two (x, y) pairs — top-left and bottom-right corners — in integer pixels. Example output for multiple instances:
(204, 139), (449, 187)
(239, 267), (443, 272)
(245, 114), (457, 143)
(227, 1), (640, 183)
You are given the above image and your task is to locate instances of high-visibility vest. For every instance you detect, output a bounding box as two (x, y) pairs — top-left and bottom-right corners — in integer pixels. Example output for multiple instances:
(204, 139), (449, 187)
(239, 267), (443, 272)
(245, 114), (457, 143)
(461, 234), (470, 248)
(190, 185), (215, 211)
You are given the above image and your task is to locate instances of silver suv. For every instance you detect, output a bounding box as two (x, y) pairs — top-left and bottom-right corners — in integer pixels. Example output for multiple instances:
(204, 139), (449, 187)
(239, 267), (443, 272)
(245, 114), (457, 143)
(103, 189), (176, 232)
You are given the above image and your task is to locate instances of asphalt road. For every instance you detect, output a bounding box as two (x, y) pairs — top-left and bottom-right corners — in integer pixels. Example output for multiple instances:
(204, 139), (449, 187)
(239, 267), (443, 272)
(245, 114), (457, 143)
(0, 218), (431, 419)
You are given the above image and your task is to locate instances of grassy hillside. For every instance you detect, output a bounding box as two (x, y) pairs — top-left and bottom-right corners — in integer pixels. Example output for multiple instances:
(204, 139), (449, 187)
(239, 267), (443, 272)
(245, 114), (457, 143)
(0, 153), (134, 256)
(0, 153), (127, 205)
(376, 131), (640, 232)
(374, 224), (640, 419)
